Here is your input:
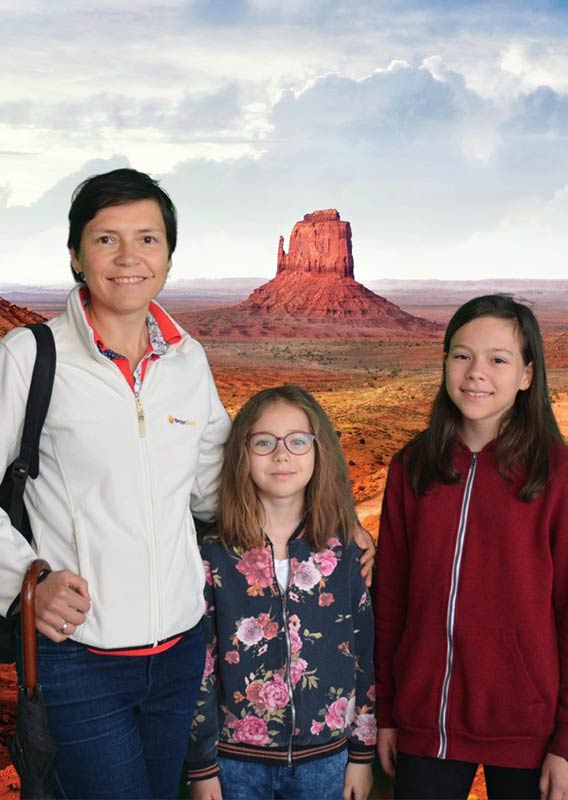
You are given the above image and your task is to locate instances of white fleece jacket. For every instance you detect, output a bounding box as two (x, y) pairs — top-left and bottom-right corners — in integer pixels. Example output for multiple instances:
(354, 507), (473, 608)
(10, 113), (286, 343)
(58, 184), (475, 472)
(0, 287), (231, 648)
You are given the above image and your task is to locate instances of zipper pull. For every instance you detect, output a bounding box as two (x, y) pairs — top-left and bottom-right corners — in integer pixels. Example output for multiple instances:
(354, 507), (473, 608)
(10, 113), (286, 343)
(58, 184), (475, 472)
(136, 398), (145, 438)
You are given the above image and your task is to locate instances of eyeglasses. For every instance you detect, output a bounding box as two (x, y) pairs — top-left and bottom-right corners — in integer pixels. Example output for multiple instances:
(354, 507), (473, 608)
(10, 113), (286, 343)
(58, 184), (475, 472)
(247, 431), (316, 456)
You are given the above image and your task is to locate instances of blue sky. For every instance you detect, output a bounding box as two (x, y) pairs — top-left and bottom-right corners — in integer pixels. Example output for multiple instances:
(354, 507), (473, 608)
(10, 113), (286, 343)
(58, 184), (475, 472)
(1, 0), (568, 283)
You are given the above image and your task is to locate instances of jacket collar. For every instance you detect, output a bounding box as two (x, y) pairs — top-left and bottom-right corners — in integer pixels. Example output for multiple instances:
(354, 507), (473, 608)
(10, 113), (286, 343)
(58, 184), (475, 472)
(63, 284), (195, 358)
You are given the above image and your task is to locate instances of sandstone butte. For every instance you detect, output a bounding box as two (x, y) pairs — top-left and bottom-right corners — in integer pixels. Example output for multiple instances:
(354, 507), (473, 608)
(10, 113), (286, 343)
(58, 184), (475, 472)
(181, 209), (441, 339)
(248, 209), (437, 330)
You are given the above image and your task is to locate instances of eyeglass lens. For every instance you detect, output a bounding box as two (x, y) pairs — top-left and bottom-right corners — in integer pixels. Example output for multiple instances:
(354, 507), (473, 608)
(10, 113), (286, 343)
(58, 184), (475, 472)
(248, 432), (315, 455)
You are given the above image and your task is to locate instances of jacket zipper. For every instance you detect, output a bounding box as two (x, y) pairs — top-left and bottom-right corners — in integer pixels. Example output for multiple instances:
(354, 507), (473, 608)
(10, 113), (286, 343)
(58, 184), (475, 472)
(136, 384), (160, 644)
(267, 538), (296, 767)
(135, 397), (145, 438)
(437, 451), (478, 759)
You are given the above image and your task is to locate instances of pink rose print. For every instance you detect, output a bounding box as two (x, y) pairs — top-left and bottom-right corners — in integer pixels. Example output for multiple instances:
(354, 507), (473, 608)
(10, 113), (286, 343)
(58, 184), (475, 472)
(352, 713), (378, 745)
(258, 644), (268, 656)
(289, 657), (308, 687)
(245, 681), (267, 713)
(293, 559), (320, 591)
(246, 681), (264, 704)
(325, 697), (349, 730)
(310, 720), (323, 735)
(225, 650), (240, 664)
(289, 628), (303, 656)
(314, 549), (338, 577)
(203, 560), (213, 586)
(366, 685), (376, 702)
(260, 676), (289, 710)
(288, 591), (300, 603)
(288, 615), (301, 630)
(328, 537), (342, 548)
(236, 548), (273, 589)
(237, 617), (265, 646)
(318, 592), (335, 607)
(203, 644), (216, 678)
(263, 622), (279, 640)
(232, 716), (270, 746)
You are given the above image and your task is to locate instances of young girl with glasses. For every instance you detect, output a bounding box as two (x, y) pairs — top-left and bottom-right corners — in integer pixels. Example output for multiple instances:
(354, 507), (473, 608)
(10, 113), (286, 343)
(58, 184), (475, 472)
(185, 384), (376, 800)
(375, 295), (568, 800)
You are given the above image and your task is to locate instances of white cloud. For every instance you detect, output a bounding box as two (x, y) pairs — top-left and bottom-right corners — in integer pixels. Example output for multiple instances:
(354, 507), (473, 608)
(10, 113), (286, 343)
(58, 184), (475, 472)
(2, 2), (568, 283)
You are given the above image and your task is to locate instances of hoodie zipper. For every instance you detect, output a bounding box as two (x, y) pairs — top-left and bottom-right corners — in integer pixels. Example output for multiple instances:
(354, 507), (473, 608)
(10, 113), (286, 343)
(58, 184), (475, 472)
(266, 537), (297, 767)
(437, 451), (478, 759)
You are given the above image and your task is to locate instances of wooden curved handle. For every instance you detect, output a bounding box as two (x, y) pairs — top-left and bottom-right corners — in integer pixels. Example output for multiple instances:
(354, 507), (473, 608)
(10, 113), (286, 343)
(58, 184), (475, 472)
(20, 559), (51, 697)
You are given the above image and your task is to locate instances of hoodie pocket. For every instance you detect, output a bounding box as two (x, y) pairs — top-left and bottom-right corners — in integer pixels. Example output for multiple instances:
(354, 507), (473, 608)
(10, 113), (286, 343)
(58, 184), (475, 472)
(393, 624), (447, 730)
(450, 626), (547, 738)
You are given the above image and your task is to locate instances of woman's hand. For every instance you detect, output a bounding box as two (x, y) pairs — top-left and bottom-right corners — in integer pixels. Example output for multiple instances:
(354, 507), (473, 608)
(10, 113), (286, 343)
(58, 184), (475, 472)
(34, 570), (91, 642)
(343, 762), (373, 800)
(540, 753), (568, 800)
(352, 525), (376, 588)
(190, 777), (223, 800)
(377, 727), (397, 779)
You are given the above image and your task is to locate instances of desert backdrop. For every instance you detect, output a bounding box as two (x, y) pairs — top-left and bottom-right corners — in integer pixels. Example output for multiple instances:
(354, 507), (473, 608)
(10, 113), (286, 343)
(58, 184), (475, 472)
(0, 267), (566, 799)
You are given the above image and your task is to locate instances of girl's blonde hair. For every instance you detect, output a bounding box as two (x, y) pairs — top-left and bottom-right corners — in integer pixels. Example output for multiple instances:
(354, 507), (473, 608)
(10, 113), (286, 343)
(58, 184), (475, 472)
(218, 384), (357, 550)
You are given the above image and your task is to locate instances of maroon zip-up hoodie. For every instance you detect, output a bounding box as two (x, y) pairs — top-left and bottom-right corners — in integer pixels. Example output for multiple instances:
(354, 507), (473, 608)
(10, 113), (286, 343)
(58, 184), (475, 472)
(374, 440), (568, 768)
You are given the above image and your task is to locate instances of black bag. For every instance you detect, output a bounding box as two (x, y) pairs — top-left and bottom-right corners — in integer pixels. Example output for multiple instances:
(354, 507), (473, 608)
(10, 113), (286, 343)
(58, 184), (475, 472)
(0, 324), (56, 663)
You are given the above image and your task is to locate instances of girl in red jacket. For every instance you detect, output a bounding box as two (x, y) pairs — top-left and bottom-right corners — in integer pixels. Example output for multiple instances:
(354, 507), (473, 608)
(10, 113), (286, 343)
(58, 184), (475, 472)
(374, 294), (568, 800)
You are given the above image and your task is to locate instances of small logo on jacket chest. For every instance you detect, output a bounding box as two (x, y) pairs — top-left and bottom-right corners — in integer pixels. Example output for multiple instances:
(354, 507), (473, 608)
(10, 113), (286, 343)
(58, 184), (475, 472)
(168, 415), (196, 426)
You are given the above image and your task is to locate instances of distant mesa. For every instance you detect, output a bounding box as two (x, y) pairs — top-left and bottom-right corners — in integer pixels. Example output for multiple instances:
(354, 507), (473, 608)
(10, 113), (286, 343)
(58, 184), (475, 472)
(235, 210), (439, 334)
(0, 296), (45, 337)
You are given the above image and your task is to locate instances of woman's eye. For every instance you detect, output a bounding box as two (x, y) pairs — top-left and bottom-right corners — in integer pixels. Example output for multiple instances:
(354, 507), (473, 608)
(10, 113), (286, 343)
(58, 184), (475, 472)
(142, 235), (157, 244)
(98, 235), (113, 244)
(453, 353), (468, 360)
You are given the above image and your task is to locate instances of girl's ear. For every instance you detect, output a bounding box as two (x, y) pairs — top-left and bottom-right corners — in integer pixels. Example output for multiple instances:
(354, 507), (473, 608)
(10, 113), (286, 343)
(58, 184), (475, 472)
(520, 362), (534, 391)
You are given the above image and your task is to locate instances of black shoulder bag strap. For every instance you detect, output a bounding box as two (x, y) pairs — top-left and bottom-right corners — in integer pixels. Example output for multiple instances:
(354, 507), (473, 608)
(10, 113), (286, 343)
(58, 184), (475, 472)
(7, 324), (56, 541)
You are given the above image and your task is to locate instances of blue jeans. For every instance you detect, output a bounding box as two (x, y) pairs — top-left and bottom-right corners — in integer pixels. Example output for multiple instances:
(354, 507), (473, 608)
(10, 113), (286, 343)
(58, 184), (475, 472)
(20, 623), (205, 800)
(217, 749), (348, 800)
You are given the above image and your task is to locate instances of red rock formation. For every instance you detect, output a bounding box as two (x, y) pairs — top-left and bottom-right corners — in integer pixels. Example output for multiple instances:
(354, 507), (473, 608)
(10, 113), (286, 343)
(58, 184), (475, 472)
(240, 210), (439, 333)
(0, 297), (45, 338)
(277, 209), (354, 278)
(180, 209), (441, 338)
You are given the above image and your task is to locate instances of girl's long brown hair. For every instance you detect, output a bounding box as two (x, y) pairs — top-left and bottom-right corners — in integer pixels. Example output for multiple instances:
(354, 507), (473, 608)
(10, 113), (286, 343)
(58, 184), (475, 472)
(405, 294), (564, 502)
(218, 384), (358, 550)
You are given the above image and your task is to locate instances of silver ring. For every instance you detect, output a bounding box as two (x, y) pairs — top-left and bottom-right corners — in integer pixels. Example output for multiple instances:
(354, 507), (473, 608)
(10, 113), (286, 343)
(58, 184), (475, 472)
(61, 622), (68, 633)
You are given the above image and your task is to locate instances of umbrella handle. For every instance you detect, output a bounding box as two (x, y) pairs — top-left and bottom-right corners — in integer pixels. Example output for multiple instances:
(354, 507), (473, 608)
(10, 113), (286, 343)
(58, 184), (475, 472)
(20, 559), (51, 698)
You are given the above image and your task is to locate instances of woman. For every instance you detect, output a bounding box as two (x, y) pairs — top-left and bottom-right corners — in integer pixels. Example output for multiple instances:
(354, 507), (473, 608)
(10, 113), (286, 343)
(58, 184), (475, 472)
(0, 168), (231, 799)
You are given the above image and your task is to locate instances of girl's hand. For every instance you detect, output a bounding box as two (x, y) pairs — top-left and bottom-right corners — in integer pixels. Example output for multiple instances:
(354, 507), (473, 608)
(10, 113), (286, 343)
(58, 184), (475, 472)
(343, 762), (373, 800)
(540, 753), (568, 800)
(377, 727), (397, 778)
(34, 570), (91, 642)
(190, 777), (223, 800)
(352, 525), (376, 588)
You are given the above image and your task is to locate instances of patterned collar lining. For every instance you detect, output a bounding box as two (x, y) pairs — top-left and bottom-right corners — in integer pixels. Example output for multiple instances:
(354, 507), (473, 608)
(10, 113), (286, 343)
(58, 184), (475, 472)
(95, 310), (168, 361)
(78, 287), (181, 396)
(96, 310), (168, 396)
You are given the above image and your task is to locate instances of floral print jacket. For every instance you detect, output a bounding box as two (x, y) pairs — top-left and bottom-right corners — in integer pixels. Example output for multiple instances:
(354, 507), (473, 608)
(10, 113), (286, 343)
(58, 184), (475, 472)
(185, 528), (376, 781)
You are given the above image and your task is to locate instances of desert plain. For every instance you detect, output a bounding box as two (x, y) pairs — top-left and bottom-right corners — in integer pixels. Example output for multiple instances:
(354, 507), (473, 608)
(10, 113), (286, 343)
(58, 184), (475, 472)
(0, 279), (566, 799)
